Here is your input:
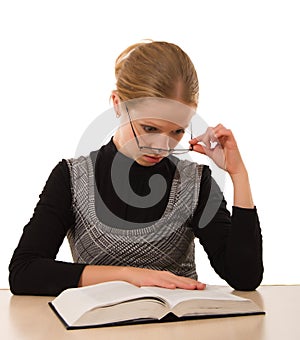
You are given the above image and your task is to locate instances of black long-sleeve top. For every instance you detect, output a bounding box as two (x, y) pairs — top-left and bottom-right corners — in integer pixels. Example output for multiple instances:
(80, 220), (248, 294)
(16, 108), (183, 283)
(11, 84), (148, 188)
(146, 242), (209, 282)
(9, 139), (263, 296)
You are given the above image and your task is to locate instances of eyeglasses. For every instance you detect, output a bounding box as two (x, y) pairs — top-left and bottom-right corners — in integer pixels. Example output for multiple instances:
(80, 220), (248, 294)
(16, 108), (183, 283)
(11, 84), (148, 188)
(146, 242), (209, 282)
(125, 105), (193, 155)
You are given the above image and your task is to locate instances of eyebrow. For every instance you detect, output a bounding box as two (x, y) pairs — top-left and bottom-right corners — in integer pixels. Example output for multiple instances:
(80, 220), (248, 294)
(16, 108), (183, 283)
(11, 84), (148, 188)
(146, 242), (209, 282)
(139, 120), (187, 130)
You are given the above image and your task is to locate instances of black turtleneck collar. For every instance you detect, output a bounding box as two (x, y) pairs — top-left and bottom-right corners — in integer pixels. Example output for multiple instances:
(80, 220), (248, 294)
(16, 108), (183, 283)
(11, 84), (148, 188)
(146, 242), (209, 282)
(91, 137), (178, 224)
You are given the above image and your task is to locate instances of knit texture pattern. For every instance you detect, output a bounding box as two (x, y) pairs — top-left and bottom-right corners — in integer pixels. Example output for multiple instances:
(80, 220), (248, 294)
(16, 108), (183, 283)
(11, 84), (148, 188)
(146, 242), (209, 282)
(66, 152), (203, 279)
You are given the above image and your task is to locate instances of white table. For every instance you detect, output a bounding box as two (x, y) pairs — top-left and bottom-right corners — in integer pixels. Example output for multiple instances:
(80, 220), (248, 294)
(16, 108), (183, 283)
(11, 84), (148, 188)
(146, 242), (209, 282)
(1, 285), (300, 340)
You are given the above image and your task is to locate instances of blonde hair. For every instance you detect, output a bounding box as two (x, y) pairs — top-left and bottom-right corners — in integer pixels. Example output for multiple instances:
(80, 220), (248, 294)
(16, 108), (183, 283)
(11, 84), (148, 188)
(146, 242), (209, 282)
(114, 40), (199, 106)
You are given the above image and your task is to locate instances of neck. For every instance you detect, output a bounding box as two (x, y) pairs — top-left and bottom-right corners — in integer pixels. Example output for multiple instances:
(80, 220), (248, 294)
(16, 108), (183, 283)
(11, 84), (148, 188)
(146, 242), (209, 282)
(112, 132), (121, 151)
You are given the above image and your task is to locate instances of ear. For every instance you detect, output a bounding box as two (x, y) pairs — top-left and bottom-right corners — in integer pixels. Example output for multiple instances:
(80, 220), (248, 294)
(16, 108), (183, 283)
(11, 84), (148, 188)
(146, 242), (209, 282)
(111, 91), (121, 117)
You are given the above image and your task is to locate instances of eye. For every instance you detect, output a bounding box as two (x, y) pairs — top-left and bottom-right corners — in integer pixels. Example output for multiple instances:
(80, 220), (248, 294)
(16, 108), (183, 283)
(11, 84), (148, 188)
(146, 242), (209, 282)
(173, 129), (185, 135)
(142, 125), (158, 133)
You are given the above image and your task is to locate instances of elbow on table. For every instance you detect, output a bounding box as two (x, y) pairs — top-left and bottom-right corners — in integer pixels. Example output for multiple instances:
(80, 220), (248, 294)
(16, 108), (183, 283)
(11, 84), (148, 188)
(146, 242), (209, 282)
(227, 270), (264, 291)
(9, 273), (24, 295)
(8, 265), (31, 295)
(8, 260), (35, 295)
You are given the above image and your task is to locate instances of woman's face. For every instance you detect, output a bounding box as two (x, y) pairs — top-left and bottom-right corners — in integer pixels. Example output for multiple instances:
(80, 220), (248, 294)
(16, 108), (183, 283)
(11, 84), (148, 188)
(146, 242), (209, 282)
(112, 95), (196, 167)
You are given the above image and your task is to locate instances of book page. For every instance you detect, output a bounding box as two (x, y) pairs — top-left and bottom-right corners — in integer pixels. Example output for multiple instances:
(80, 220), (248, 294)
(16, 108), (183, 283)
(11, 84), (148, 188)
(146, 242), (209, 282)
(51, 281), (167, 326)
(76, 299), (168, 327)
(77, 281), (156, 307)
(141, 285), (249, 309)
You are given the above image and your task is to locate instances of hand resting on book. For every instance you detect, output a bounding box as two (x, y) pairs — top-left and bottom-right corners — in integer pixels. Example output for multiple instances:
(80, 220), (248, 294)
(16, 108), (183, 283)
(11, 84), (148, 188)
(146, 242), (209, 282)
(78, 265), (206, 290)
(123, 267), (206, 290)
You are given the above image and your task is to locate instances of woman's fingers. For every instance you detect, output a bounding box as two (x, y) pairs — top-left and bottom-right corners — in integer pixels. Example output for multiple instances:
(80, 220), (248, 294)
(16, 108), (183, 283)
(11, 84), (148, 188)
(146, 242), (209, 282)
(189, 124), (244, 174)
(170, 275), (205, 290)
(190, 127), (220, 151)
(189, 125), (228, 170)
(191, 143), (206, 155)
(130, 267), (206, 290)
(157, 271), (206, 290)
(161, 279), (206, 290)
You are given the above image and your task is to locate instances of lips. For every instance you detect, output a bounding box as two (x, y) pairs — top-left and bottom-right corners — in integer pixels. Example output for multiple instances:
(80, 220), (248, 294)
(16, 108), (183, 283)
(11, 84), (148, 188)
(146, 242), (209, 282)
(142, 155), (163, 163)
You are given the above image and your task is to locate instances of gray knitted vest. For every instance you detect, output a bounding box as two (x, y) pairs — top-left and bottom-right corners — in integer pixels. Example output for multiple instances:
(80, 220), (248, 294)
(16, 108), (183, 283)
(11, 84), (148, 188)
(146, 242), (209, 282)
(66, 152), (203, 279)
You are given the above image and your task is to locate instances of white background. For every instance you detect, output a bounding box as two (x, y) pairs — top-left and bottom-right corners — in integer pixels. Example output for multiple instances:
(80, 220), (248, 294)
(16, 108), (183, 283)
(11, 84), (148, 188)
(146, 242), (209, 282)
(1, 0), (299, 289)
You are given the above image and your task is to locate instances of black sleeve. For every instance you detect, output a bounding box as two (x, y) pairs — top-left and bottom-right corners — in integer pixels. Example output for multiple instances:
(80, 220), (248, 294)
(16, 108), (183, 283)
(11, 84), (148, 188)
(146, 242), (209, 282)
(191, 166), (264, 291)
(9, 160), (86, 296)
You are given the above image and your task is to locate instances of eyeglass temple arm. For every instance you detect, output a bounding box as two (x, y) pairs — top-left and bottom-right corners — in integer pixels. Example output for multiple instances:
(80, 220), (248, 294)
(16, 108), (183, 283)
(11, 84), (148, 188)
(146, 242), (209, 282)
(125, 105), (141, 147)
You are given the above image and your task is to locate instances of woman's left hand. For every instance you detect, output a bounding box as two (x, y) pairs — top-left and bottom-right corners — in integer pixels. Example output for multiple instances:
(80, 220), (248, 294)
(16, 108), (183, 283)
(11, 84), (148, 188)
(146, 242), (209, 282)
(189, 124), (246, 176)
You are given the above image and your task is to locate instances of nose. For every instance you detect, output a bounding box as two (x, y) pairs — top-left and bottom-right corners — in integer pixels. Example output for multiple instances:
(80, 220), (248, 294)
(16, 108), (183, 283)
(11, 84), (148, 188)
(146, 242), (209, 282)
(148, 133), (170, 151)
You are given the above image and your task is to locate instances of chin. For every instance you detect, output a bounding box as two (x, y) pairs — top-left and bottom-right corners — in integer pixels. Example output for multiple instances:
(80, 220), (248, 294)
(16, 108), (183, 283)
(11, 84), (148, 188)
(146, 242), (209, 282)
(135, 159), (156, 167)
(135, 157), (163, 167)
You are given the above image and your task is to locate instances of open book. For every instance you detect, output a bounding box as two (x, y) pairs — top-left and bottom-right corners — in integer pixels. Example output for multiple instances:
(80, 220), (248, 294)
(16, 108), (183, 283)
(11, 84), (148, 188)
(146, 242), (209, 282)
(49, 281), (264, 329)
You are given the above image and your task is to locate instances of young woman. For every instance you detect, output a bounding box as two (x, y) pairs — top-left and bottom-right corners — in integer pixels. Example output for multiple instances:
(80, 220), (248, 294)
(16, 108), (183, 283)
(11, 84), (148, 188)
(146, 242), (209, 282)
(9, 41), (263, 296)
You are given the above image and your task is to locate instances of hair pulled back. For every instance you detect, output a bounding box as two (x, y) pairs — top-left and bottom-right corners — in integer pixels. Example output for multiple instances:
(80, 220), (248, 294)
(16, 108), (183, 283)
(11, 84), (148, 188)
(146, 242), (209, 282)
(114, 40), (199, 106)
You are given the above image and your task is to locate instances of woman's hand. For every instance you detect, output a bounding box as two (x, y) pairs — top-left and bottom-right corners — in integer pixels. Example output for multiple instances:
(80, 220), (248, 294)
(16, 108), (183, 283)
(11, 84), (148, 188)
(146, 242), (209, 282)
(123, 267), (206, 290)
(189, 124), (246, 176)
(189, 124), (254, 208)
(79, 265), (206, 290)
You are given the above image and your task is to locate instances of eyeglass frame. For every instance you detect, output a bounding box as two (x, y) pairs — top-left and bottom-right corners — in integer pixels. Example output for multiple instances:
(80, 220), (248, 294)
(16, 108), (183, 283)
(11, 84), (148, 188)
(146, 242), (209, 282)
(125, 104), (194, 155)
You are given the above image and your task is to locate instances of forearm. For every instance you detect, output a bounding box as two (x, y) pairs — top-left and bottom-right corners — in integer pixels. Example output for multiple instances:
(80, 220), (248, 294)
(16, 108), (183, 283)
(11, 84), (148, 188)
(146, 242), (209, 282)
(230, 167), (254, 209)
(223, 207), (263, 290)
(196, 202), (263, 291)
(9, 256), (86, 296)
(78, 265), (129, 287)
